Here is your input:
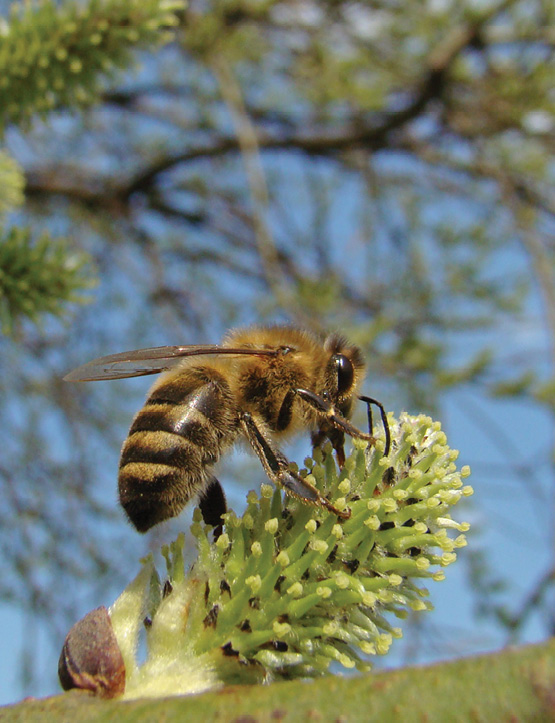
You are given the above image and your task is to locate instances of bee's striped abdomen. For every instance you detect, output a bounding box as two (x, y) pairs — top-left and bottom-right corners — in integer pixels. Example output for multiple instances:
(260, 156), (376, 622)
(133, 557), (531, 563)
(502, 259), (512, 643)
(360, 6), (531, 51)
(118, 368), (238, 532)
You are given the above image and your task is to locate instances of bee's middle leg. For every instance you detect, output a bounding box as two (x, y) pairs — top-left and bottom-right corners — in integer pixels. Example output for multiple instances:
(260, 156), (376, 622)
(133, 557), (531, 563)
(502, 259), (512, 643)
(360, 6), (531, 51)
(240, 411), (350, 519)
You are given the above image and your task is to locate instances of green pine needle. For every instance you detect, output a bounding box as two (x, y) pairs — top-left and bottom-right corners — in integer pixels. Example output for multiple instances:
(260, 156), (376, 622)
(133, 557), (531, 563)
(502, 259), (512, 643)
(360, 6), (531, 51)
(0, 0), (185, 132)
(0, 150), (24, 214)
(0, 227), (94, 334)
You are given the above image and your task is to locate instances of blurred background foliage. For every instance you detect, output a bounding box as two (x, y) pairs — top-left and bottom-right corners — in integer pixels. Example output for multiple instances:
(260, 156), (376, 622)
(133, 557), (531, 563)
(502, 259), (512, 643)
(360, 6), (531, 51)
(0, 0), (553, 698)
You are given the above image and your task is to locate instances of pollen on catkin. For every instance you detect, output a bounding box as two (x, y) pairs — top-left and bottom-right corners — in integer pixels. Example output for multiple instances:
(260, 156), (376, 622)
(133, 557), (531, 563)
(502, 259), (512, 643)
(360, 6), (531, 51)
(98, 412), (471, 699)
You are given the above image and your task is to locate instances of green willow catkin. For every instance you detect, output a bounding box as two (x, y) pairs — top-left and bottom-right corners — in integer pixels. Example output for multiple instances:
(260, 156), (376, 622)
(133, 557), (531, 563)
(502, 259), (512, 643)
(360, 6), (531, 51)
(106, 412), (472, 699)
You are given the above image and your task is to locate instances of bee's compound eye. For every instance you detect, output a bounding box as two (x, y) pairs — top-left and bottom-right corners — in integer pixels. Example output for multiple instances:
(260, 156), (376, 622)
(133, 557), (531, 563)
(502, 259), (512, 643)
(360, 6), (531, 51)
(333, 354), (354, 396)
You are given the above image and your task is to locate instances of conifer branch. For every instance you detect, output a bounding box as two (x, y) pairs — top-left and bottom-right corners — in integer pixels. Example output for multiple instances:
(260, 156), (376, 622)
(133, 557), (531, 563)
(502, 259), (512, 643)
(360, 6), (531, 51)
(0, 150), (24, 214)
(0, 0), (184, 132)
(0, 227), (93, 334)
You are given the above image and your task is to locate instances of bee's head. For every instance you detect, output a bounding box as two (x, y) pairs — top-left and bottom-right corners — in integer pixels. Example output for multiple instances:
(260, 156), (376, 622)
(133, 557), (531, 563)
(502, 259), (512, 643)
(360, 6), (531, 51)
(323, 334), (366, 405)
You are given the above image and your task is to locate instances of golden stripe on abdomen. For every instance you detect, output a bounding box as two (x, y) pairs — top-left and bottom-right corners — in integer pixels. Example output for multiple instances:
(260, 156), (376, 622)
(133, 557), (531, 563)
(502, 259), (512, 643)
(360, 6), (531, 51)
(119, 461), (184, 488)
(120, 428), (214, 468)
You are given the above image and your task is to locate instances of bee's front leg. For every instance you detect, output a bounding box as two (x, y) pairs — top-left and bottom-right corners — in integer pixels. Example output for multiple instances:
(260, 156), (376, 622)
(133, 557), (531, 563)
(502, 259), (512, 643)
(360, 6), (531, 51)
(279, 387), (348, 468)
(240, 411), (350, 519)
(295, 388), (377, 445)
(311, 427), (346, 468)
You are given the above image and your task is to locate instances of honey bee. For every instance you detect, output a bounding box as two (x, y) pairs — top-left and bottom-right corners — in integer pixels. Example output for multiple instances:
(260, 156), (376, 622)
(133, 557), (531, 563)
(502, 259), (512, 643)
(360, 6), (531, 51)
(65, 326), (390, 533)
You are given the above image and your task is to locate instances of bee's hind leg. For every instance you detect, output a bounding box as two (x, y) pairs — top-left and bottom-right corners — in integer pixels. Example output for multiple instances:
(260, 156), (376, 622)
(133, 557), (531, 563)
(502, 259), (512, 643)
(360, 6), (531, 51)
(240, 411), (350, 519)
(199, 475), (227, 539)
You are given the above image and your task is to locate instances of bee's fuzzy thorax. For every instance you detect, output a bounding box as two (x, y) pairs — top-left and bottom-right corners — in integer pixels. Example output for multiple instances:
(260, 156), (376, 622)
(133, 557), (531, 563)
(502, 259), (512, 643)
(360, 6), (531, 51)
(223, 324), (325, 350)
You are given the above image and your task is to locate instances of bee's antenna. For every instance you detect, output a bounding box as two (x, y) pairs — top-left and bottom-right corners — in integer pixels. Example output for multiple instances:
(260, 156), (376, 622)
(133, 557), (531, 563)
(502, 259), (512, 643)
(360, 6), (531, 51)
(358, 395), (391, 456)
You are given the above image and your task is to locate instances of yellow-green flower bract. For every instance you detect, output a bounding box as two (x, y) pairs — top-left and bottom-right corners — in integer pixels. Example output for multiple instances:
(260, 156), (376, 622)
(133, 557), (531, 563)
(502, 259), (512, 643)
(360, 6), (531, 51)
(109, 412), (472, 700)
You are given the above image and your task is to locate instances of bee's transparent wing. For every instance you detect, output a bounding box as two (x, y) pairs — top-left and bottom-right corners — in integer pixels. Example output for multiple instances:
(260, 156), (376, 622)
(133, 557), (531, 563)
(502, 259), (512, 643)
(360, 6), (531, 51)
(64, 345), (278, 382)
